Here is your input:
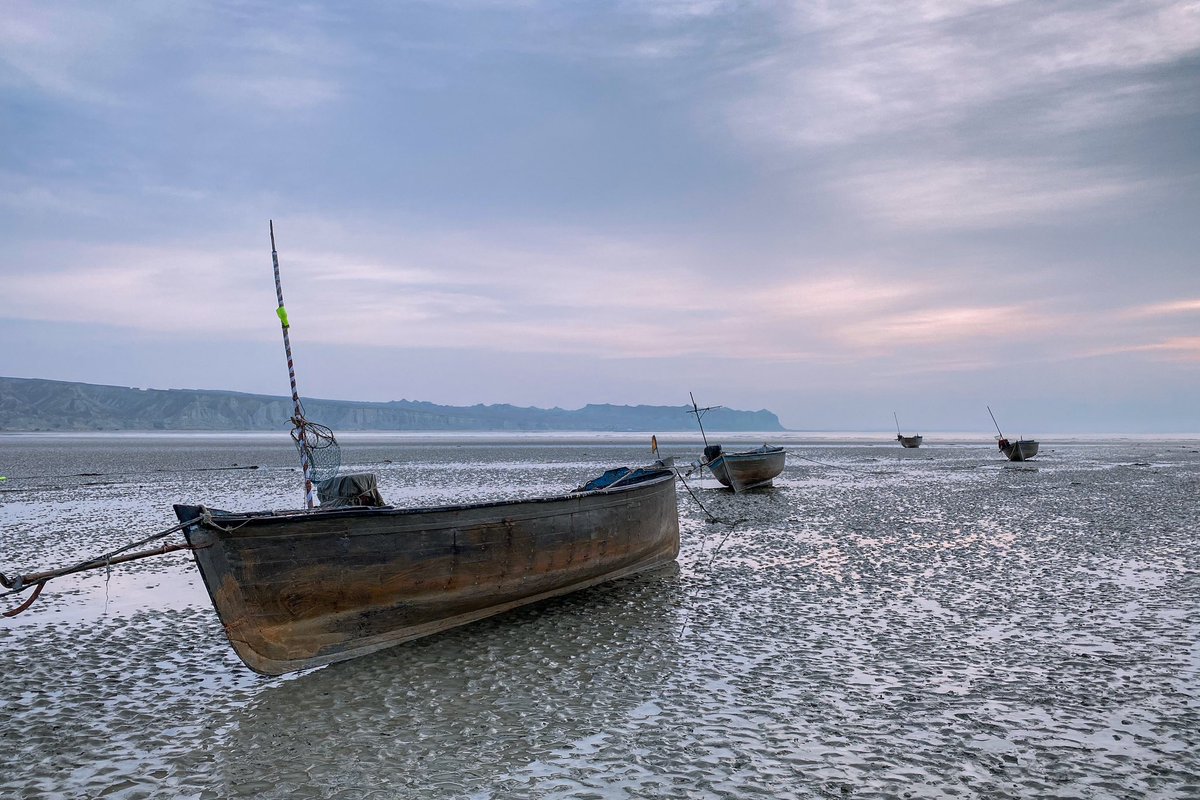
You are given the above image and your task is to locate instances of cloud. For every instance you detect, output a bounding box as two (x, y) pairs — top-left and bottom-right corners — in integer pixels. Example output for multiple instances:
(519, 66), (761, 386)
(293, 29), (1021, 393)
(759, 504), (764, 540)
(191, 74), (339, 111)
(1120, 298), (1200, 318)
(0, 2), (346, 113)
(837, 304), (1049, 349)
(9, 217), (1188, 377)
(732, 0), (1200, 147)
(0, 3), (129, 105)
(842, 158), (1146, 229)
(2, 242), (271, 336)
(0, 173), (114, 216)
(1087, 336), (1200, 362)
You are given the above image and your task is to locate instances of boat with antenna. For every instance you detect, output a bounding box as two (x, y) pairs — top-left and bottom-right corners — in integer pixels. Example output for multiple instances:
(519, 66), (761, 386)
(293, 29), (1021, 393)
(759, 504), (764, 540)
(1, 223), (680, 676)
(686, 393), (785, 492)
(987, 405), (1039, 462)
(893, 412), (923, 448)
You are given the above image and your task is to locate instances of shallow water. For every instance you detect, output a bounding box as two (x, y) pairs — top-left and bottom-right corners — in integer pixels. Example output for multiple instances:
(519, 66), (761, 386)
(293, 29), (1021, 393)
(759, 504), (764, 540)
(1, 433), (1197, 799)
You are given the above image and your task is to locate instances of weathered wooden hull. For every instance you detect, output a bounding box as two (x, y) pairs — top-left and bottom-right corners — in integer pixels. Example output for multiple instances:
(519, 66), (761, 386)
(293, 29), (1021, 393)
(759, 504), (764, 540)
(706, 447), (786, 491)
(174, 471), (679, 676)
(897, 435), (923, 448)
(1001, 440), (1039, 461)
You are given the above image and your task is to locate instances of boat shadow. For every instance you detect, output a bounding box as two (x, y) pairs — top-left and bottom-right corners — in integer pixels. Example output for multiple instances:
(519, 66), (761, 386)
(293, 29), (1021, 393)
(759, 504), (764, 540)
(204, 566), (686, 795)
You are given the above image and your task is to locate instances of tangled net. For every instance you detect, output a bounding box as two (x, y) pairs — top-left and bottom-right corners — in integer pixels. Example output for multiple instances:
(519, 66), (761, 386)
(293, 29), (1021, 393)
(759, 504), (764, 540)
(290, 417), (341, 484)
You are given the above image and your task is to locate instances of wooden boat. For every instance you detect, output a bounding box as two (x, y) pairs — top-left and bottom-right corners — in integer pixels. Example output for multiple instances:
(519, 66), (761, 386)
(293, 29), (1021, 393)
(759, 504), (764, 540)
(174, 464), (679, 676)
(988, 405), (1038, 461)
(701, 444), (786, 492)
(893, 412), (922, 448)
(998, 438), (1039, 462)
(686, 392), (786, 492)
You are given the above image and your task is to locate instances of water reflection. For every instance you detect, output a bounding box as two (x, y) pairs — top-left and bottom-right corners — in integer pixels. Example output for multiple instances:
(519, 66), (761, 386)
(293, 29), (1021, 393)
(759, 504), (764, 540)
(208, 570), (685, 798)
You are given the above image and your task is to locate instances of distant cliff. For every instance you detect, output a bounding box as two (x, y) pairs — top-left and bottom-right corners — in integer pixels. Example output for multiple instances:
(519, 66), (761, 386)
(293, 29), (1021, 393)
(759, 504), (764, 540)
(0, 377), (785, 432)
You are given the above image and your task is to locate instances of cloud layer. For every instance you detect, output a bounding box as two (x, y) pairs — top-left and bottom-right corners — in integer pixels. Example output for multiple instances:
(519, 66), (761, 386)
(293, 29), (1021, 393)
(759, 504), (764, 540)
(1, 0), (1198, 430)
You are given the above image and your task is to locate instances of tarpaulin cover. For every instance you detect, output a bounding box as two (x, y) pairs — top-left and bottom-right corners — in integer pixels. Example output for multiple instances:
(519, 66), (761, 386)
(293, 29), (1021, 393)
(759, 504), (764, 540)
(317, 473), (387, 508)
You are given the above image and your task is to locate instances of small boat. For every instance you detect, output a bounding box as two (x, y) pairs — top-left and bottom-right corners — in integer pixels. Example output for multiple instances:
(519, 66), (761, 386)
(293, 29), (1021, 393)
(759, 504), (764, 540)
(687, 392), (786, 492)
(174, 464), (679, 676)
(998, 437), (1039, 462)
(988, 405), (1039, 462)
(893, 412), (922, 448)
(701, 443), (786, 491)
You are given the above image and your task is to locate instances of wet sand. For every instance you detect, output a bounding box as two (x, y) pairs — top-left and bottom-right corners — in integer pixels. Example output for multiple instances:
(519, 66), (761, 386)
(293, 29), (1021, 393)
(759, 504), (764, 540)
(1, 433), (1197, 798)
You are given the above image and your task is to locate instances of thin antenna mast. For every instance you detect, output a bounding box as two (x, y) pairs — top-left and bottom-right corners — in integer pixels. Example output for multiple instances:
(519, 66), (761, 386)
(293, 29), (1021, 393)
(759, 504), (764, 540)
(688, 392), (721, 449)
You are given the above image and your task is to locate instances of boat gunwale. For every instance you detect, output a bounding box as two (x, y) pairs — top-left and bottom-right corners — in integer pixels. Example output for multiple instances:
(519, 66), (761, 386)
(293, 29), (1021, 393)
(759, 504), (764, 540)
(184, 469), (678, 528)
(709, 445), (785, 465)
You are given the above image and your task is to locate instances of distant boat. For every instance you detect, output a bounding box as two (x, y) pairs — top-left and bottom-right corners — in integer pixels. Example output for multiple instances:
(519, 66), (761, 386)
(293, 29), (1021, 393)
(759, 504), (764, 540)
(701, 443), (787, 491)
(997, 438), (1039, 461)
(893, 412), (922, 448)
(987, 405), (1039, 462)
(688, 392), (786, 492)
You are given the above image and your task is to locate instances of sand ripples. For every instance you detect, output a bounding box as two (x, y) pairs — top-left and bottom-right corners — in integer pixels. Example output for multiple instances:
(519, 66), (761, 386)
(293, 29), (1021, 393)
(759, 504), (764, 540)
(1, 436), (1197, 798)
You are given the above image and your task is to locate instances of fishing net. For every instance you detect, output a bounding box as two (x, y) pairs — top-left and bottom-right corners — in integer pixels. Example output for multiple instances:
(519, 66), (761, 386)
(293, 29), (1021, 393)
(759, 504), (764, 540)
(290, 417), (341, 484)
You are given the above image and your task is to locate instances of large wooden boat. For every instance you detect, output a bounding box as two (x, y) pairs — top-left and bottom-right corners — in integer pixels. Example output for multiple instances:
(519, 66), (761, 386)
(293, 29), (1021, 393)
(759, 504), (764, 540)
(701, 444), (786, 492)
(174, 465), (679, 676)
(998, 438), (1039, 462)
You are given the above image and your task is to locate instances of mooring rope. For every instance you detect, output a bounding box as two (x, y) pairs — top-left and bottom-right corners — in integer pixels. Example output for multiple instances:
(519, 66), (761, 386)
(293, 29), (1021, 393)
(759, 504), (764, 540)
(673, 469), (721, 524)
(792, 453), (896, 476)
(672, 468), (750, 640)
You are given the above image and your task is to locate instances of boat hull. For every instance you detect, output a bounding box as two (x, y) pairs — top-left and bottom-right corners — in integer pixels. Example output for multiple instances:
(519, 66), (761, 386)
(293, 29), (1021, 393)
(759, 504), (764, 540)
(175, 471), (679, 676)
(1001, 440), (1039, 461)
(707, 447), (786, 491)
(897, 435), (923, 448)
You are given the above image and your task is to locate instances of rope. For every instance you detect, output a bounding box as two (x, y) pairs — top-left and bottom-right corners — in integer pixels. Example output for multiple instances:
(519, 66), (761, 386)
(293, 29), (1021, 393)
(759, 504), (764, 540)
(200, 513), (254, 535)
(673, 469), (720, 523)
(793, 453), (895, 476)
(673, 469), (749, 640)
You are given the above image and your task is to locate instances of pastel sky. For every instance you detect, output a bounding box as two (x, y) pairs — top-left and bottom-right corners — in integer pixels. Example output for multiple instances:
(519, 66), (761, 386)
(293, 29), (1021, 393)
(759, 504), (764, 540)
(2, 1), (1198, 432)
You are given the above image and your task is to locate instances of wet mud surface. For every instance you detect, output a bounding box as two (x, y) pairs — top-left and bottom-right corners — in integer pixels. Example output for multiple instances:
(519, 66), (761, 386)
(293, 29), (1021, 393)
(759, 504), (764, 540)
(1, 433), (1197, 798)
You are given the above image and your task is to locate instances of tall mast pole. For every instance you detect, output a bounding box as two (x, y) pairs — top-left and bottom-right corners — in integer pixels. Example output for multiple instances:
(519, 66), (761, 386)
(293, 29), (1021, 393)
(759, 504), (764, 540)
(986, 405), (1004, 439)
(270, 221), (315, 508)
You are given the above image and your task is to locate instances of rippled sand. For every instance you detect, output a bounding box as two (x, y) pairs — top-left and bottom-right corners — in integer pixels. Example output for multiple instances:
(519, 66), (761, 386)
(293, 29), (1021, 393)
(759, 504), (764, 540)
(1, 433), (1197, 798)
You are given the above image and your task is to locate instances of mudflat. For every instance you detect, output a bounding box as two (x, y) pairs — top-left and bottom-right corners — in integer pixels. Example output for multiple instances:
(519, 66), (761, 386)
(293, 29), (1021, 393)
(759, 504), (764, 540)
(1, 433), (1196, 799)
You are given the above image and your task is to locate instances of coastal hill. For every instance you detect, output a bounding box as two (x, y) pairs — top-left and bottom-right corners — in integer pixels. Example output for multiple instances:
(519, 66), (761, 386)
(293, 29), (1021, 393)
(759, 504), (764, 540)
(0, 376), (785, 433)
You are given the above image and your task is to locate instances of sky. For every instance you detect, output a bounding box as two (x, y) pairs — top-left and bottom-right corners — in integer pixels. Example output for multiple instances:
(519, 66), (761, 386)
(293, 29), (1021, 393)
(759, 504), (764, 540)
(2, 0), (1198, 433)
